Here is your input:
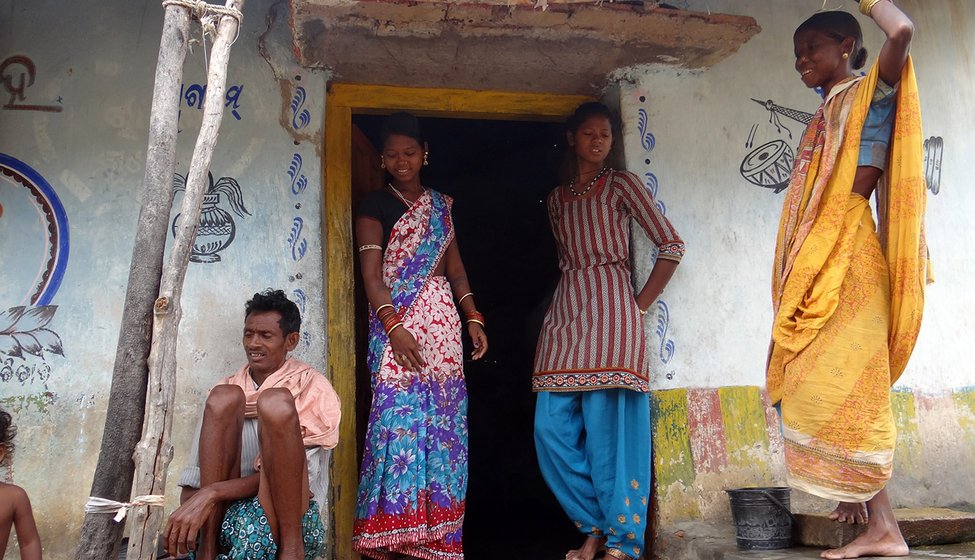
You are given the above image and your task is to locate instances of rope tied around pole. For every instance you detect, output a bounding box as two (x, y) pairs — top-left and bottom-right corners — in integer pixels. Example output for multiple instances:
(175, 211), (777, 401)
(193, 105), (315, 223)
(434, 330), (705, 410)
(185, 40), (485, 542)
(84, 495), (166, 523)
(161, 0), (243, 44)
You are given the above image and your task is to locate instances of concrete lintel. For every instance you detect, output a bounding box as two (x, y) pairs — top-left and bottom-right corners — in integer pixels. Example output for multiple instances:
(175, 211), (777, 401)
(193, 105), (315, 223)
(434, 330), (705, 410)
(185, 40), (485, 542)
(289, 0), (760, 94)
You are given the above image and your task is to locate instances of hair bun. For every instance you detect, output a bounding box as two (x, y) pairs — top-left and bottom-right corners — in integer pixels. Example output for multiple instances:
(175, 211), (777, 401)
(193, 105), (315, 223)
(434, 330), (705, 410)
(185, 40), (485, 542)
(853, 46), (868, 70)
(381, 112), (424, 144)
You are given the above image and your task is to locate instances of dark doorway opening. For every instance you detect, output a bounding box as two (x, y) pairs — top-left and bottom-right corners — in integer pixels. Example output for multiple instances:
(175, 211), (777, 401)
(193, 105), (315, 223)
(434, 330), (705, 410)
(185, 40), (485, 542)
(351, 114), (581, 558)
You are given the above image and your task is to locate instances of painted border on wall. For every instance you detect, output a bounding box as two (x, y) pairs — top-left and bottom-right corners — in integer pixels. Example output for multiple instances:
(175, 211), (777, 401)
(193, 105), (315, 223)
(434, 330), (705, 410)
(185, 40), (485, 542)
(323, 83), (589, 559)
(0, 153), (69, 306)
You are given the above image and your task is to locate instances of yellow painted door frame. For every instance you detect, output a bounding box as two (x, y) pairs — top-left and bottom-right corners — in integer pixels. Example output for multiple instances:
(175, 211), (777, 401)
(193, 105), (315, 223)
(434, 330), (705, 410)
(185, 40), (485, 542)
(324, 83), (590, 559)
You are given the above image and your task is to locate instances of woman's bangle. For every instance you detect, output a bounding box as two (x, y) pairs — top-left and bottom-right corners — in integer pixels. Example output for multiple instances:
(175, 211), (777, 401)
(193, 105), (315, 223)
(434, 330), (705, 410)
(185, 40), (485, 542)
(859, 0), (882, 16)
(457, 292), (474, 305)
(380, 309), (400, 331)
(465, 310), (485, 328)
(381, 313), (400, 330)
(386, 322), (404, 336)
(359, 244), (383, 253)
(375, 304), (394, 315)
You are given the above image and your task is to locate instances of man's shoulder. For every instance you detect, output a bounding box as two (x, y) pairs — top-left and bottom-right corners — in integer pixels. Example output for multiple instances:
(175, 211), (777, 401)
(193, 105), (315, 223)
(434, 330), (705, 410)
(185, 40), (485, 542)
(289, 360), (334, 388)
(305, 367), (335, 389)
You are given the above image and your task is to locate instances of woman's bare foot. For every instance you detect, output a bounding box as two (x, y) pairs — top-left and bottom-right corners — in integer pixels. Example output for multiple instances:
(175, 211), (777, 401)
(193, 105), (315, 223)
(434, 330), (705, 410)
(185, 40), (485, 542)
(829, 502), (868, 524)
(820, 529), (908, 558)
(566, 535), (606, 560)
(822, 489), (907, 559)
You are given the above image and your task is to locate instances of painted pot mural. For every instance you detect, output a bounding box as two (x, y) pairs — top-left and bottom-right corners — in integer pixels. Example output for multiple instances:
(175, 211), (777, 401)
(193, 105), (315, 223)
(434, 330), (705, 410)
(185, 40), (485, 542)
(172, 171), (251, 263)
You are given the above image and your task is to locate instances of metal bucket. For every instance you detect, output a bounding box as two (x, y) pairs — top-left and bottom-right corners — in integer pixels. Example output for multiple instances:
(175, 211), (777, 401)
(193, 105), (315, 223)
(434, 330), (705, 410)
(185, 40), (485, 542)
(725, 486), (794, 550)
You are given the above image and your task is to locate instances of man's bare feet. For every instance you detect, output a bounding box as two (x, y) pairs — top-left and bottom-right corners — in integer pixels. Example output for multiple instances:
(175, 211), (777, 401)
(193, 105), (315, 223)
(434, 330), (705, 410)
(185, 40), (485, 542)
(820, 528), (908, 559)
(566, 535), (606, 560)
(829, 502), (868, 524)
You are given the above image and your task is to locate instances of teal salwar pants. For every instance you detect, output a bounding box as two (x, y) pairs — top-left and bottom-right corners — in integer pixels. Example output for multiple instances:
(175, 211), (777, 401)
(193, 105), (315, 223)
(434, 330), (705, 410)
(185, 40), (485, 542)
(534, 389), (651, 559)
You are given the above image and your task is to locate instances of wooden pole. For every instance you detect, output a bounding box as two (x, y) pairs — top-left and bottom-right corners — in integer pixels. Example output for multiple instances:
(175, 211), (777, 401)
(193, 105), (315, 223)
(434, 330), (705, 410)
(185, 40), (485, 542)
(125, 2), (245, 559)
(75, 6), (190, 560)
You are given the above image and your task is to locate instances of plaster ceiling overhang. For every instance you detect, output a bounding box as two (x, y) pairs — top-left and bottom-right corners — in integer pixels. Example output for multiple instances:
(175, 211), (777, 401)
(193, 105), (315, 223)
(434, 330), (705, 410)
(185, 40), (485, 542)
(289, 0), (761, 95)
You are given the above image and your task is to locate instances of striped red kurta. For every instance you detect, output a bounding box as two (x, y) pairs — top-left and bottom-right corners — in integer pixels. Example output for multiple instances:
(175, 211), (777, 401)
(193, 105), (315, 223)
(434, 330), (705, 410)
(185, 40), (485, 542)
(533, 170), (684, 393)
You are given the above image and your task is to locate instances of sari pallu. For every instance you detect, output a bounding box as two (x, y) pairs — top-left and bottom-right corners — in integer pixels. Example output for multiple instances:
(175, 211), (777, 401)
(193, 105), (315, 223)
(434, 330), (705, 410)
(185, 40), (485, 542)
(767, 59), (928, 502)
(353, 189), (469, 560)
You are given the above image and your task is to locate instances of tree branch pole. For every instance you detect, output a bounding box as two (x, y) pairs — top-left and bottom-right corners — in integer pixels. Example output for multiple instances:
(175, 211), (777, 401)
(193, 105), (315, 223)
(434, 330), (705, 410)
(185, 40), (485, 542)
(75, 6), (191, 560)
(126, 2), (244, 559)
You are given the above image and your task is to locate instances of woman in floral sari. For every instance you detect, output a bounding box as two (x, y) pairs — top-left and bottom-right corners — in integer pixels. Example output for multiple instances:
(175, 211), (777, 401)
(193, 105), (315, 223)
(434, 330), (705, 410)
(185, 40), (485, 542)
(352, 113), (488, 560)
(769, 2), (928, 558)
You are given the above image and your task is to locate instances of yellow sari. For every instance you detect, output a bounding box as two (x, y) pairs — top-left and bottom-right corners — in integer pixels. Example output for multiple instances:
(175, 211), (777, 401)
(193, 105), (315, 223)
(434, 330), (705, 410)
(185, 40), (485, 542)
(767, 58), (928, 502)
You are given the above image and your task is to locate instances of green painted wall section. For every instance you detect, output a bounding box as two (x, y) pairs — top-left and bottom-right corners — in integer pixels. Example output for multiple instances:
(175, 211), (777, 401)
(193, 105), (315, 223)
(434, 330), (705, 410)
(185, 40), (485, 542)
(891, 389), (922, 478)
(717, 386), (769, 472)
(650, 389), (695, 489)
(951, 387), (975, 436)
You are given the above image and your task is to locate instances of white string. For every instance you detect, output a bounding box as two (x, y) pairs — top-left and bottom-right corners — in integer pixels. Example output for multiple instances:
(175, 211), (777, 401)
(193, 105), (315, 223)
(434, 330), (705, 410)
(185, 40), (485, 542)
(162, 0), (243, 27)
(161, 0), (244, 48)
(84, 495), (166, 523)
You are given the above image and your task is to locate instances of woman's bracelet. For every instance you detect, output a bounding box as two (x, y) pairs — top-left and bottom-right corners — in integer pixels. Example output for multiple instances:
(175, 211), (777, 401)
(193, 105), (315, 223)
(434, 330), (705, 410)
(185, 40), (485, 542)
(465, 310), (485, 327)
(386, 322), (404, 336)
(380, 311), (401, 332)
(457, 292), (474, 305)
(359, 244), (383, 253)
(375, 303), (394, 315)
(859, 0), (882, 16)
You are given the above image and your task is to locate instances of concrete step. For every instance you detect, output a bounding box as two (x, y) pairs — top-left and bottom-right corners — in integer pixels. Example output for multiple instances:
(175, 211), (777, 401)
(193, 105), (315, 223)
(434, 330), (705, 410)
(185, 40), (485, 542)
(795, 508), (975, 548)
(656, 520), (975, 560)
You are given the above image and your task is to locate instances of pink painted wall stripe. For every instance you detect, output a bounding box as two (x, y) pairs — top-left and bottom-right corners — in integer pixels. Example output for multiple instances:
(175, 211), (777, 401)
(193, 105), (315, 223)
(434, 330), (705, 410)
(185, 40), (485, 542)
(761, 388), (784, 455)
(686, 388), (728, 473)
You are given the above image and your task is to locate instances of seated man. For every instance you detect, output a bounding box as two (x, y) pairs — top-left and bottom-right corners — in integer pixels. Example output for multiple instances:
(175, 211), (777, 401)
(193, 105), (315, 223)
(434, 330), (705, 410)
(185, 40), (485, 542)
(164, 289), (341, 560)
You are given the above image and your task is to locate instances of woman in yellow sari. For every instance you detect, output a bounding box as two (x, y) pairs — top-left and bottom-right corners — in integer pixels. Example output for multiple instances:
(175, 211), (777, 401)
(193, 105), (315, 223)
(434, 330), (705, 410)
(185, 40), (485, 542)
(768, 1), (928, 558)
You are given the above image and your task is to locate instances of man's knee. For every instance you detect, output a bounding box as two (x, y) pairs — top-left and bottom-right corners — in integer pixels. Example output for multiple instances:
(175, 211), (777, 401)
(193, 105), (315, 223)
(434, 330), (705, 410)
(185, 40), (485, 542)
(256, 388), (298, 426)
(205, 384), (246, 417)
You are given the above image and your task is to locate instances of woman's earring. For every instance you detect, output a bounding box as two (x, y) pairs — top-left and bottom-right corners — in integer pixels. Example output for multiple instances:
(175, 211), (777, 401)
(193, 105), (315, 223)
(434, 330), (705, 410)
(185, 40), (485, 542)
(842, 52), (849, 60)
(380, 156), (385, 169)
(423, 152), (429, 166)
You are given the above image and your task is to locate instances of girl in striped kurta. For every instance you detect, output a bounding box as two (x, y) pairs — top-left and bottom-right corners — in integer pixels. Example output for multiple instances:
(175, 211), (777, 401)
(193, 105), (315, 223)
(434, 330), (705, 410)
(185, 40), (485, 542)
(533, 102), (684, 560)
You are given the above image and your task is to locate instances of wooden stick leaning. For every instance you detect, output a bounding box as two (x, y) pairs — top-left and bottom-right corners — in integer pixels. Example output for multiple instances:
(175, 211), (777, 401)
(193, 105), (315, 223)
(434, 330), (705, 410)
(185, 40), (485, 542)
(74, 6), (192, 560)
(125, 2), (245, 559)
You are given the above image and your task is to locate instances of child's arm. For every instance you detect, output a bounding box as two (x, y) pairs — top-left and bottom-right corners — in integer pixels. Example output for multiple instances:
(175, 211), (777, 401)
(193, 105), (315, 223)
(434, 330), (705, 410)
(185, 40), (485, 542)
(13, 487), (42, 560)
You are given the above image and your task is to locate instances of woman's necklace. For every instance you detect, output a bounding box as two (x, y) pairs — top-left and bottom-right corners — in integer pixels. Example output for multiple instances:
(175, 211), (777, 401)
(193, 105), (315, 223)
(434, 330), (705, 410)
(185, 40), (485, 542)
(388, 183), (423, 207)
(567, 166), (609, 197)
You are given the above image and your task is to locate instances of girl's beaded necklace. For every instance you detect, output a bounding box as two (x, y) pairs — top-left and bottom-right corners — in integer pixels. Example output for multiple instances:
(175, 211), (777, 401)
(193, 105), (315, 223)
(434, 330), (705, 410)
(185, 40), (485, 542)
(567, 166), (609, 197)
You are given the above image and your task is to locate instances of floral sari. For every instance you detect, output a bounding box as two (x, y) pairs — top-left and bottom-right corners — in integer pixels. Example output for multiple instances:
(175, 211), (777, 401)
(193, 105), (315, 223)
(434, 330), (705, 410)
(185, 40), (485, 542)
(767, 59), (928, 501)
(353, 189), (468, 560)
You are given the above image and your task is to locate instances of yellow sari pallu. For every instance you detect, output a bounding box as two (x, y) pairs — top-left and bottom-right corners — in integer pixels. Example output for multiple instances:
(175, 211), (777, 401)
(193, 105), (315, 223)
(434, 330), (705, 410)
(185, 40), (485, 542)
(767, 58), (928, 502)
